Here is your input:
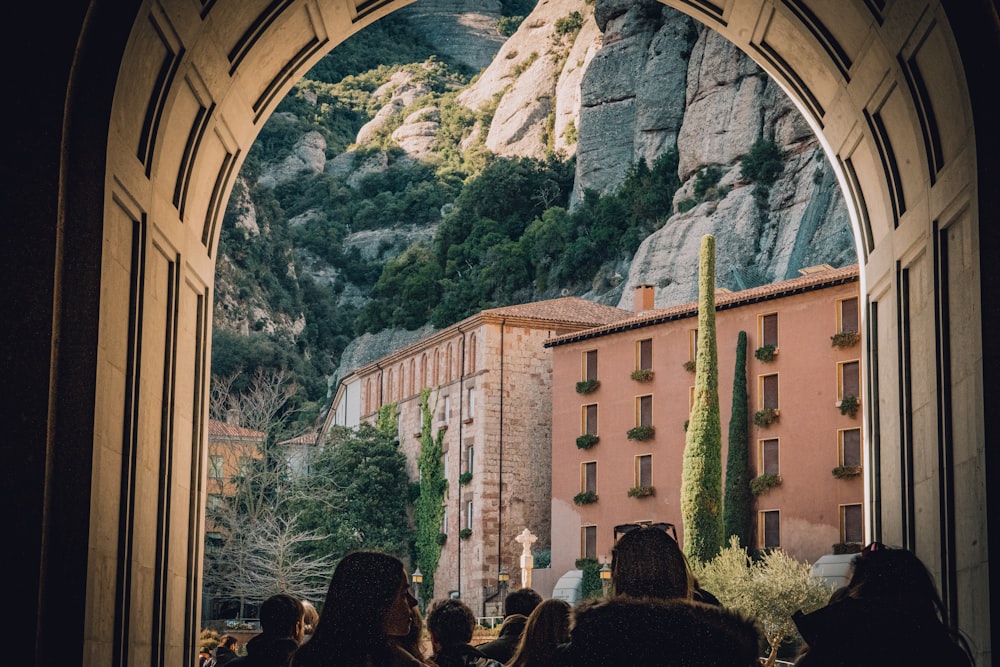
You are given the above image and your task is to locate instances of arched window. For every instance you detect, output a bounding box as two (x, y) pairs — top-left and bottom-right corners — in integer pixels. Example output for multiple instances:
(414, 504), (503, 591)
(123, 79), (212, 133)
(398, 363), (405, 398)
(386, 369), (394, 403)
(421, 354), (428, 390)
(446, 343), (454, 382)
(365, 378), (373, 415)
(433, 349), (439, 385)
(409, 359), (416, 396)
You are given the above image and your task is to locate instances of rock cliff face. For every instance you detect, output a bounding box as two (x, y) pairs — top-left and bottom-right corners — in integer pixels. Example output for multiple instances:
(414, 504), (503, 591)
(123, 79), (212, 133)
(569, 0), (853, 307)
(396, 0), (507, 73)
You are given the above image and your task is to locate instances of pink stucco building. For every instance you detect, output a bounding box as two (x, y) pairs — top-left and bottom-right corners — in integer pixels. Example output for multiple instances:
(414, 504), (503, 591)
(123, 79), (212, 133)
(545, 265), (864, 579)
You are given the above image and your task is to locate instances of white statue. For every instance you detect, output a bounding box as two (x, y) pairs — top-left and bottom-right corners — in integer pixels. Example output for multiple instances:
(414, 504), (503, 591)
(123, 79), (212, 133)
(516, 528), (537, 588)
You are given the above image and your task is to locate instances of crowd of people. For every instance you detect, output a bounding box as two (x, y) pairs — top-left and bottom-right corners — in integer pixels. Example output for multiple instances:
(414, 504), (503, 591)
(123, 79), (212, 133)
(199, 526), (974, 666)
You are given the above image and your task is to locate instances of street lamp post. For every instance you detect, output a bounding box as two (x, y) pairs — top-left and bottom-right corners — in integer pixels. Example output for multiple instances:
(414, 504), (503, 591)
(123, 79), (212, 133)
(498, 566), (509, 616)
(599, 562), (611, 597)
(411, 567), (423, 613)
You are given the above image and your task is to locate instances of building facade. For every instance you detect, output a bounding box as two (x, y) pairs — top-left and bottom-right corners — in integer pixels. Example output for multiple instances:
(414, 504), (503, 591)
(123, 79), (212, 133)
(328, 298), (631, 615)
(546, 265), (864, 578)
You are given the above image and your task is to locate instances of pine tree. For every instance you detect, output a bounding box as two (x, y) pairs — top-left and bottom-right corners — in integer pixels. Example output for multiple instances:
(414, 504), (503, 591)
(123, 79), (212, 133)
(681, 234), (724, 562)
(724, 330), (752, 547)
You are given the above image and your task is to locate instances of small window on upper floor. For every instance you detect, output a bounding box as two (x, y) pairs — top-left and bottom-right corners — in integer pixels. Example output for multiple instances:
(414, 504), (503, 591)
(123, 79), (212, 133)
(584, 349), (598, 381)
(209, 455), (224, 480)
(582, 461), (598, 494)
(839, 360), (860, 400)
(838, 297), (860, 333)
(636, 338), (653, 371)
(759, 510), (780, 549)
(841, 503), (863, 544)
(840, 428), (862, 467)
(581, 525), (597, 560)
(761, 374), (779, 410)
(635, 454), (652, 487)
(636, 395), (653, 427)
(760, 438), (779, 475)
(689, 329), (698, 361)
(583, 404), (598, 436)
(760, 312), (778, 348)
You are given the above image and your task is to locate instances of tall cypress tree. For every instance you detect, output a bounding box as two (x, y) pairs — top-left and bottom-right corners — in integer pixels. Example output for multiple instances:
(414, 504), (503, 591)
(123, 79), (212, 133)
(724, 330), (752, 547)
(681, 235), (724, 562)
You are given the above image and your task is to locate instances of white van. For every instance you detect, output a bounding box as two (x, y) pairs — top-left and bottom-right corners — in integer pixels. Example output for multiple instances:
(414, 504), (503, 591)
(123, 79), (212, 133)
(810, 553), (857, 589)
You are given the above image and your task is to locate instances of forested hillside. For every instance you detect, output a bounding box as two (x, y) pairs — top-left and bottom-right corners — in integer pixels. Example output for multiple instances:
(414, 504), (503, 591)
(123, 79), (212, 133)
(212, 0), (854, 432)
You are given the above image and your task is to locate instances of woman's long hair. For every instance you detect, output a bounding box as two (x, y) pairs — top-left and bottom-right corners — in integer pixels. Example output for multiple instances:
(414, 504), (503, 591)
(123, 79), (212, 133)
(611, 526), (692, 600)
(291, 551), (406, 666)
(506, 599), (571, 667)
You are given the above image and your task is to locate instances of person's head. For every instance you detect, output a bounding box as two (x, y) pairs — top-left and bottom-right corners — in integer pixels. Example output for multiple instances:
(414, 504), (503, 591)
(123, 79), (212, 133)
(300, 599), (319, 638)
(305, 551), (417, 658)
(509, 599), (571, 666)
(394, 605), (426, 660)
(426, 598), (476, 649)
(218, 635), (238, 652)
(611, 524), (691, 600)
(260, 592), (306, 641)
(846, 543), (947, 621)
(504, 587), (543, 618)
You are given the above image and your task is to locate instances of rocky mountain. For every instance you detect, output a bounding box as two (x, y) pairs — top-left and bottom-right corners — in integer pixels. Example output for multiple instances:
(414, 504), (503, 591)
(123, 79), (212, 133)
(216, 0), (854, 412)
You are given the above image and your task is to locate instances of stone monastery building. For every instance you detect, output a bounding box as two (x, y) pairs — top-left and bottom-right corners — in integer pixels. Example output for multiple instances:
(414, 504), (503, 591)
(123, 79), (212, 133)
(327, 297), (631, 615)
(545, 264), (864, 579)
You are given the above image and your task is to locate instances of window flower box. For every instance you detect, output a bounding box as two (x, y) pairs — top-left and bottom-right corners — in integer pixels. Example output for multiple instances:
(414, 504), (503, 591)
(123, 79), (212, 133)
(631, 368), (655, 382)
(459, 528), (472, 540)
(750, 473), (782, 496)
(573, 490), (598, 505)
(831, 330), (861, 348)
(753, 408), (779, 427)
(576, 433), (599, 450)
(838, 395), (860, 418)
(436, 533), (448, 546)
(683, 360), (696, 373)
(576, 379), (601, 394)
(754, 344), (777, 362)
(627, 425), (655, 441)
(459, 471), (473, 485)
(627, 485), (656, 498)
(832, 465), (862, 479)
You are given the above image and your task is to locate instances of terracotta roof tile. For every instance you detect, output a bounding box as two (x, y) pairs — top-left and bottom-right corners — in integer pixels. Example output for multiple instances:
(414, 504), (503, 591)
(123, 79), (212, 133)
(482, 297), (632, 325)
(208, 418), (266, 439)
(546, 264), (860, 346)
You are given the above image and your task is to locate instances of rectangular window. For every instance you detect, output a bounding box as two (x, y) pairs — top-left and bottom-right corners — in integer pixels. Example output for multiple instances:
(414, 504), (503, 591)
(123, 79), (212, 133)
(759, 510), (780, 549)
(760, 312), (778, 348)
(442, 509), (448, 534)
(840, 428), (862, 467)
(584, 349), (598, 381)
(636, 338), (653, 370)
(583, 404), (598, 436)
(689, 329), (698, 361)
(582, 461), (597, 494)
(466, 500), (474, 530)
(839, 297), (859, 333)
(761, 374), (779, 410)
(238, 456), (253, 477)
(841, 504), (863, 544)
(636, 395), (653, 427)
(689, 386), (696, 412)
(444, 394), (451, 421)
(468, 387), (476, 419)
(760, 438), (779, 475)
(839, 360), (860, 399)
(582, 525), (597, 560)
(467, 446), (474, 474)
(209, 455), (223, 479)
(635, 454), (652, 487)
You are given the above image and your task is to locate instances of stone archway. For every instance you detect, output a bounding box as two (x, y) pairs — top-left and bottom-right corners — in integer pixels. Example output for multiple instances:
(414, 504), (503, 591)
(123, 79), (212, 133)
(9, 1), (997, 665)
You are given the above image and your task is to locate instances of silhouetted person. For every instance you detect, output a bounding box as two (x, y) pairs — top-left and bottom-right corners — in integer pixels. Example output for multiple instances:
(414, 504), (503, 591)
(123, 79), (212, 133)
(476, 587), (542, 663)
(300, 600), (319, 643)
(426, 598), (502, 667)
(232, 593), (305, 667)
(611, 524), (691, 600)
(793, 543), (974, 666)
(289, 551), (423, 666)
(506, 598), (571, 667)
(208, 635), (240, 667)
(393, 605), (433, 665)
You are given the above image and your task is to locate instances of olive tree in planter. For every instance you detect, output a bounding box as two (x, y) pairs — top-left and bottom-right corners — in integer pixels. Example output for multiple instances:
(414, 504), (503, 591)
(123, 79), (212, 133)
(627, 485), (656, 498)
(573, 490), (598, 505)
(627, 425), (655, 441)
(750, 473), (782, 496)
(576, 379), (600, 394)
(576, 433), (599, 450)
